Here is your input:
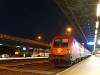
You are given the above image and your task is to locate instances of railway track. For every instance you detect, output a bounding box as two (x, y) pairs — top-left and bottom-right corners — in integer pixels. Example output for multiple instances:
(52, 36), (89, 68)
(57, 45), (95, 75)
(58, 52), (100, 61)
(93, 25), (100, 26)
(0, 59), (66, 75)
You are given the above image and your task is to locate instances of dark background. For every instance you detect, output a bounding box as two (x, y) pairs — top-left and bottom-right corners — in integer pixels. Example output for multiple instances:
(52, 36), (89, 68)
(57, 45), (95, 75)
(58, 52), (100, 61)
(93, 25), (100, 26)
(0, 0), (70, 43)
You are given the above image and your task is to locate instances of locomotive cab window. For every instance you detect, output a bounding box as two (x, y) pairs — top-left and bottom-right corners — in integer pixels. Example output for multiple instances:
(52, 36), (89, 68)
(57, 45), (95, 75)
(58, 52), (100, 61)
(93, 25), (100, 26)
(54, 39), (61, 47)
(61, 39), (68, 47)
(54, 38), (68, 47)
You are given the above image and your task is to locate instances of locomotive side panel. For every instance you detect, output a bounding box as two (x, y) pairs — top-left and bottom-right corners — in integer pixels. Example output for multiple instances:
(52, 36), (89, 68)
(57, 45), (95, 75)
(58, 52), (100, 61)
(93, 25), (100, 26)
(80, 44), (85, 59)
(84, 48), (91, 58)
(70, 39), (81, 62)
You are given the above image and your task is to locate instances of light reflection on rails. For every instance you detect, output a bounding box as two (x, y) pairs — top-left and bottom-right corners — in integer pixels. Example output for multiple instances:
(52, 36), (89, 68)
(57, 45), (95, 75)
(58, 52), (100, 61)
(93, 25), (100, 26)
(0, 57), (48, 60)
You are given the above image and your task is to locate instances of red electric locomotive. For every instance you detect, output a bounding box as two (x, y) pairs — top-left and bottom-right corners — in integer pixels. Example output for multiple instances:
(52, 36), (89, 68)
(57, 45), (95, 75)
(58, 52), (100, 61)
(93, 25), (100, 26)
(49, 35), (91, 66)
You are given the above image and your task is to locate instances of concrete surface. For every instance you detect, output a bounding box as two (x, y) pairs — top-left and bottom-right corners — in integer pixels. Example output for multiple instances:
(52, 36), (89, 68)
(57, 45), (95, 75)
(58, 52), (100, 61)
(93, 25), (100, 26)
(56, 55), (100, 75)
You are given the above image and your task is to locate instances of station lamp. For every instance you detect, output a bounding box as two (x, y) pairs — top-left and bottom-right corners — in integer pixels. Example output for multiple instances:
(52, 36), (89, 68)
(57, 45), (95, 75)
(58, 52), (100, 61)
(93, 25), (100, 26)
(94, 2), (100, 51)
(95, 29), (98, 35)
(66, 27), (72, 35)
(0, 44), (3, 45)
(67, 28), (71, 32)
(95, 35), (97, 41)
(38, 36), (42, 40)
(96, 21), (99, 28)
(97, 3), (100, 17)
(98, 40), (100, 45)
(23, 47), (27, 57)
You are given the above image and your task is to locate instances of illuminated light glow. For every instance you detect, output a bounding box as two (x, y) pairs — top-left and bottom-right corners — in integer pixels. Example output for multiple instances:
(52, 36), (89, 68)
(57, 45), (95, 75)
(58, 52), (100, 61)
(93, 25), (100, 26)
(95, 29), (98, 34)
(15, 52), (19, 55)
(57, 48), (62, 53)
(82, 43), (84, 45)
(23, 47), (26, 50)
(98, 40), (100, 45)
(95, 35), (97, 38)
(39, 48), (43, 50)
(94, 35), (97, 43)
(97, 4), (100, 17)
(67, 28), (71, 32)
(16, 46), (21, 48)
(0, 44), (3, 45)
(87, 42), (94, 45)
(23, 53), (26, 57)
(96, 21), (99, 28)
(38, 36), (42, 39)
(94, 35), (97, 51)
(29, 47), (33, 49)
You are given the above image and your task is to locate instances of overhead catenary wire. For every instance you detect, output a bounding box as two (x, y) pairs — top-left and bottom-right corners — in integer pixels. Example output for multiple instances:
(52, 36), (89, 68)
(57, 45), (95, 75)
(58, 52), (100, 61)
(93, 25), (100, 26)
(55, 0), (84, 42)
(64, 0), (88, 43)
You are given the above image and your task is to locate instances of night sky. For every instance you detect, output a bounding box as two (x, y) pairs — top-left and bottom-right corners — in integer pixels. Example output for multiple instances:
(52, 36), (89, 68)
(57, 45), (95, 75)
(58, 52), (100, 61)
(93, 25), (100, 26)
(0, 0), (69, 43)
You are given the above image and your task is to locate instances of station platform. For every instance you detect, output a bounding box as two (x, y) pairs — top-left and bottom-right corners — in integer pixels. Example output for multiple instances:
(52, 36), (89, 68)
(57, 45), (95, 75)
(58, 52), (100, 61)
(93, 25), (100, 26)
(56, 55), (100, 75)
(0, 57), (48, 60)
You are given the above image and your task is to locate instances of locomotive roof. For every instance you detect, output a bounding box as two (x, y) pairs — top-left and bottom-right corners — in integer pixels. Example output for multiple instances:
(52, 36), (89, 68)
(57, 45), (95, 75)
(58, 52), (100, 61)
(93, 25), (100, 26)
(54, 35), (74, 39)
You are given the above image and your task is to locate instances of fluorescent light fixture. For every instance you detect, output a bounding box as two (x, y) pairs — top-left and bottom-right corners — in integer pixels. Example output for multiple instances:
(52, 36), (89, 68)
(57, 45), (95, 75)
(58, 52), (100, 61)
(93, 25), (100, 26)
(87, 42), (94, 45)
(95, 29), (98, 34)
(96, 21), (99, 28)
(97, 4), (100, 17)
(94, 35), (97, 51)
(98, 40), (100, 44)
(94, 35), (97, 42)
(95, 35), (97, 38)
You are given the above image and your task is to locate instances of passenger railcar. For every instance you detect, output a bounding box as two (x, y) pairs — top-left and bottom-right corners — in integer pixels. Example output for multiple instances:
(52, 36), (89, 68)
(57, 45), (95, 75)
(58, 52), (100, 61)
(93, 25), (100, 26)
(49, 35), (91, 66)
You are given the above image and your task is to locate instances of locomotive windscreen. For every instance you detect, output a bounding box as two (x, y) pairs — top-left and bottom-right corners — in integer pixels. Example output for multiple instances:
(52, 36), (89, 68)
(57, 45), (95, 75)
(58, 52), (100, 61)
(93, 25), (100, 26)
(54, 38), (68, 47)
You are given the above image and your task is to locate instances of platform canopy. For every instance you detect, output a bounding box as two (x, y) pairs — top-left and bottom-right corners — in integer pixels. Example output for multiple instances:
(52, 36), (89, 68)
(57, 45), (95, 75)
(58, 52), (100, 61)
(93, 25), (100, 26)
(55, 0), (99, 42)
(0, 34), (50, 49)
(55, 0), (100, 50)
